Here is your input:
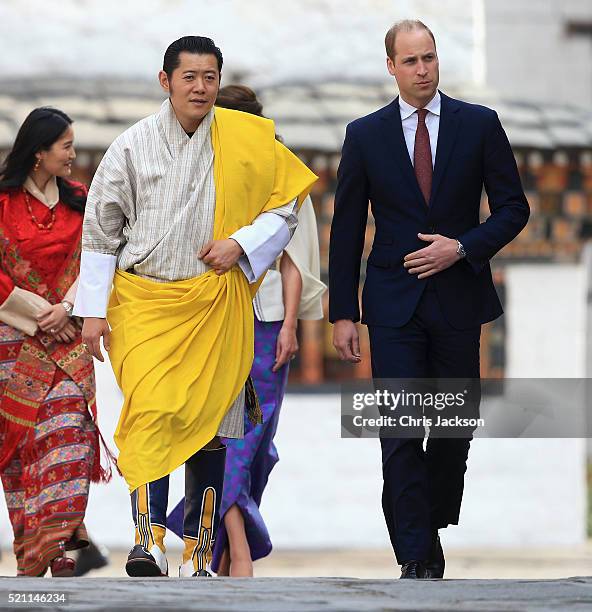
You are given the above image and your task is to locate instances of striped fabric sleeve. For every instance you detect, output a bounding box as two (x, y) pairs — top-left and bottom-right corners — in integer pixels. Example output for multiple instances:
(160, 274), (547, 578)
(81, 139), (133, 255)
(266, 197), (299, 237)
(74, 140), (134, 317)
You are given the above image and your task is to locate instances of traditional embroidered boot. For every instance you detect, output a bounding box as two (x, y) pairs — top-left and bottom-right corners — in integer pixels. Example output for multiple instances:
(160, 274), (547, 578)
(179, 446), (226, 577)
(126, 476), (169, 577)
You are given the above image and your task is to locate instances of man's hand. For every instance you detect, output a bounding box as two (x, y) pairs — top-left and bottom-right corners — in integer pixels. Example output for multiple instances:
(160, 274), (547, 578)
(404, 233), (461, 279)
(198, 239), (244, 275)
(82, 317), (111, 362)
(333, 319), (361, 363)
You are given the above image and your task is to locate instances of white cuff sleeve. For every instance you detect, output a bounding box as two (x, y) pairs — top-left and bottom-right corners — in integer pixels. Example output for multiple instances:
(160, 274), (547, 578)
(73, 251), (117, 318)
(230, 212), (291, 283)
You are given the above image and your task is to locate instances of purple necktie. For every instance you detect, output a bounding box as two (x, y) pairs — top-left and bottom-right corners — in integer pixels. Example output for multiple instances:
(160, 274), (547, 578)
(414, 108), (432, 205)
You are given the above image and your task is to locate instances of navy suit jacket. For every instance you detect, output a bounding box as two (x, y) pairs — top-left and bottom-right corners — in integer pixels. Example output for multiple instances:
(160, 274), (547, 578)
(328, 92), (530, 330)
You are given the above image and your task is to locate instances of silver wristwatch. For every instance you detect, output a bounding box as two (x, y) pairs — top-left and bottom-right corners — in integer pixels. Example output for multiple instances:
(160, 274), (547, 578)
(456, 240), (467, 259)
(61, 301), (74, 317)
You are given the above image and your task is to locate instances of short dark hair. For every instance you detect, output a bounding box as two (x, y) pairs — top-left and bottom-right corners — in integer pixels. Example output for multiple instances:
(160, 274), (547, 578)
(385, 20), (436, 61)
(163, 36), (223, 77)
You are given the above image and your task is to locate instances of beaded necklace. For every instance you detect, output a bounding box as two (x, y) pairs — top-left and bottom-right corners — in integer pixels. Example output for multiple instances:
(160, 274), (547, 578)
(23, 187), (56, 230)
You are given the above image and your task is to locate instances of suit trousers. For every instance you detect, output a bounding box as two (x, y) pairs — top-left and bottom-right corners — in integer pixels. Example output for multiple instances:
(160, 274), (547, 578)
(368, 283), (481, 564)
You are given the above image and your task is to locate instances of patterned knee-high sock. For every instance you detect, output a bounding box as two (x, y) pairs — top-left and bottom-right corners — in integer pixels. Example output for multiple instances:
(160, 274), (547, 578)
(130, 475), (169, 554)
(182, 446), (226, 575)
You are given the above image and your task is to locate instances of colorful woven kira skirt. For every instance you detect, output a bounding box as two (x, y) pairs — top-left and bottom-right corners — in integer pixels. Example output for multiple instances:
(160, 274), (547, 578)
(0, 324), (97, 576)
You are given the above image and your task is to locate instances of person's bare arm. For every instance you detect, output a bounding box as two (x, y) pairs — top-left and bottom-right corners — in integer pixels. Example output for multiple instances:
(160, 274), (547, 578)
(272, 253), (302, 372)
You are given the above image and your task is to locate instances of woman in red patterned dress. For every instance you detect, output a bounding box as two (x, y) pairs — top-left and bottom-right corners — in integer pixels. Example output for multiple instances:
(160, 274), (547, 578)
(0, 108), (111, 577)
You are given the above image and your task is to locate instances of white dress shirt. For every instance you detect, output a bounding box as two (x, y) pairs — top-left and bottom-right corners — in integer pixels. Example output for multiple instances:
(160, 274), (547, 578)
(399, 91), (476, 264)
(399, 91), (441, 168)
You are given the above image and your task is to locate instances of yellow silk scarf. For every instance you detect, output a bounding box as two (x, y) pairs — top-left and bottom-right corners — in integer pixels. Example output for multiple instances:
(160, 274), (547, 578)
(107, 107), (317, 491)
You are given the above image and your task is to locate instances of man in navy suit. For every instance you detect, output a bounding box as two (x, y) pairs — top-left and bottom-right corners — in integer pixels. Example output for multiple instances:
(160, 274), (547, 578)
(329, 20), (529, 579)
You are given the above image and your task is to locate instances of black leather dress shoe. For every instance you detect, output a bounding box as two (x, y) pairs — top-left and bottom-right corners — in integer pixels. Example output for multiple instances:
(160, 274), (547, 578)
(125, 545), (167, 577)
(425, 533), (445, 579)
(400, 560), (427, 579)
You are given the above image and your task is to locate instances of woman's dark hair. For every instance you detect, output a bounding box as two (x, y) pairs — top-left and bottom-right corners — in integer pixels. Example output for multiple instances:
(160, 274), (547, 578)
(0, 107), (85, 212)
(163, 36), (223, 77)
(216, 85), (283, 142)
(216, 85), (263, 116)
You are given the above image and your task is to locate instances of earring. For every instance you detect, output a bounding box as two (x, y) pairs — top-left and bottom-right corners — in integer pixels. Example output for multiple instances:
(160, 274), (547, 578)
(33, 158), (41, 172)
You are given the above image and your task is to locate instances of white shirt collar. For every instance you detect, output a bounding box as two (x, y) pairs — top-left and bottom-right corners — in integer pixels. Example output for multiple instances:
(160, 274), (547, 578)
(23, 175), (59, 209)
(399, 90), (441, 121)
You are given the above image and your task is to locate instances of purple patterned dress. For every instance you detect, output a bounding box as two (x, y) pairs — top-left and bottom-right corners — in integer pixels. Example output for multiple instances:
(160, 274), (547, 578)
(211, 318), (289, 570)
(167, 317), (289, 569)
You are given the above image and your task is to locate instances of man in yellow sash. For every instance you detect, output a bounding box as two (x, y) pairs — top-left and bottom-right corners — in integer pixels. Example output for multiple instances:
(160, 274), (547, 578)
(73, 36), (317, 578)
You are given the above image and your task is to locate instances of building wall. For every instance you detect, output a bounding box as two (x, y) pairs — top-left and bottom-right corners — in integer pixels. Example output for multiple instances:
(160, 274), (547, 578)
(485, 0), (592, 109)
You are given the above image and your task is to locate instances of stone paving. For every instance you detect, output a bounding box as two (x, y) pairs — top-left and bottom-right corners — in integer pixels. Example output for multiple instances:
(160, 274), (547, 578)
(0, 576), (591, 611)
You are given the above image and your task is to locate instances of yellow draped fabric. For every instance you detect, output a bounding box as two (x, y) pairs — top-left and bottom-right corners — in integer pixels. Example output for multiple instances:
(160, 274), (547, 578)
(107, 107), (317, 491)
